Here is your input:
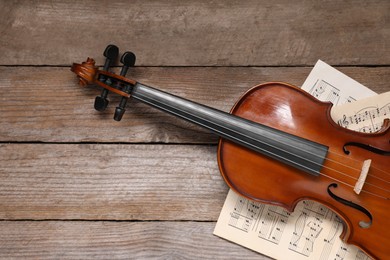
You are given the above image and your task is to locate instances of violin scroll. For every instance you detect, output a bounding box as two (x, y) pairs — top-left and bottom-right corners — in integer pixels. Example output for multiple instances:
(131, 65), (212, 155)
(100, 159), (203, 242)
(71, 57), (98, 86)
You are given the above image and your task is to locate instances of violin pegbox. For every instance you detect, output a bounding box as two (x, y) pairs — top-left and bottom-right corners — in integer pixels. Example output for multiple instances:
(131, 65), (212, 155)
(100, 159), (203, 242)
(71, 44), (137, 121)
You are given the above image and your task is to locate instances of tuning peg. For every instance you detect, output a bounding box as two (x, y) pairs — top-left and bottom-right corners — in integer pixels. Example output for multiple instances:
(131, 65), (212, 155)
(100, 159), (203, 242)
(119, 51), (136, 76)
(95, 45), (119, 111)
(114, 88), (129, 121)
(103, 44), (119, 70)
(93, 96), (108, 111)
(113, 51), (136, 121)
(114, 106), (126, 121)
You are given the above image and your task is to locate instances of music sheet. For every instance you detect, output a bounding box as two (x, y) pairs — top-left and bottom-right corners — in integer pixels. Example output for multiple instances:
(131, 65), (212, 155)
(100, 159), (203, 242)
(331, 92), (390, 133)
(300, 60), (376, 104)
(214, 60), (385, 260)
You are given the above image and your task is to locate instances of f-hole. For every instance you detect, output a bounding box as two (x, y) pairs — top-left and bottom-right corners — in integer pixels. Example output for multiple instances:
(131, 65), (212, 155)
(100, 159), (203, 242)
(343, 142), (390, 156)
(327, 183), (372, 228)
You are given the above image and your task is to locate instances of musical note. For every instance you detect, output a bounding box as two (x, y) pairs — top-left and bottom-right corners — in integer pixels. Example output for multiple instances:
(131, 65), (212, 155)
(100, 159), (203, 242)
(288, 201), (326, 257)
(319, 213), (345, 260)
(228, 198), (263, 232)
(257, 205), (290, 244)
(215, 190), (368, 259)
(301, 60), (376, 105)
(332, 92), (390, 133)
(308, 80), (342, 105)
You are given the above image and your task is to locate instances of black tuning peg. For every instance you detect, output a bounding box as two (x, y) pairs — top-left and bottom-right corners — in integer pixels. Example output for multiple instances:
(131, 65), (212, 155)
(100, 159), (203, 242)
(94, 96), (109, 111)
(119, 51), (136, 76)
(103, 44), (119, 70)
(114, 92), (129, 121)
(114, 51), (137, 121)
(114, 105), (126, 121)
(95, 45), (119, 111)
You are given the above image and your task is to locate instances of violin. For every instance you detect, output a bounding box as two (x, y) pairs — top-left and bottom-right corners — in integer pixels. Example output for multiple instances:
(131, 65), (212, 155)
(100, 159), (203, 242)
(71, 45), (390, 259)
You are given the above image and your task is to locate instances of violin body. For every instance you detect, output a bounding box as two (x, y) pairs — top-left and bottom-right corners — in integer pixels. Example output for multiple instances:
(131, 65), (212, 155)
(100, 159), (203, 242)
(218, 82), (390, 259)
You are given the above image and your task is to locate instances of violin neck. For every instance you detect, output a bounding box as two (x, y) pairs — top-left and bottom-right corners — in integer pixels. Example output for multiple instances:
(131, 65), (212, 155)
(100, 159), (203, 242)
(132, 83), (328, 176)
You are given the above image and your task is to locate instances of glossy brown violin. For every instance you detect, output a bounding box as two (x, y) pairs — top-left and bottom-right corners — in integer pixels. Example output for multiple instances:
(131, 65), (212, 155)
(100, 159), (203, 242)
(71, 45), (390, 259)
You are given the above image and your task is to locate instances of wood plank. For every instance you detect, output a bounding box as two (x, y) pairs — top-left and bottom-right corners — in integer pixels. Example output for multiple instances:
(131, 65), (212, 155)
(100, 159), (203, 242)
(0, 0), (388, 66)
(0, 221), (268, 259)
(1, 66), (389, 143)
(2, 2), (388, 259)
(0, 143), (228, 220)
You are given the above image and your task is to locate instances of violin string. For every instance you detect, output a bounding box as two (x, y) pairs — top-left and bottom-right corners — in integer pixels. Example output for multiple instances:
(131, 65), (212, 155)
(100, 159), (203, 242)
(327, 148), (390, 178)
(242, 132), (390, 198)
(219, 115), (390, 196)
(217, 118), (390, 197)
(272, 143), (390, 196)
(321, 163), (390, 194)
(218, 112), (390, 194)
(321, 149), (390, 185)
(222, 117), (390, 196)
(240, 127), (390, 197)
(291, 150), (390, 196)
(132, 84), (390, 197)
(318, 171), (388, 199)
(301, 145), (390, 187)
(226, 125), (390, 197)
(318, 152), (390, 194)
(259, 135), (390, 195)
(368, 164), (390, 177)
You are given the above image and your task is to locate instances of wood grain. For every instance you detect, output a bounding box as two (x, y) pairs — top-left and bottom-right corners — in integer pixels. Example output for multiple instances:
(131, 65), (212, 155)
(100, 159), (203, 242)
(0, 0), (388, 66)
(0, 143), (227, 220)
(1, 66), (388, 143)
(0, 221), (267, 259)
(1, 1), (389, 258)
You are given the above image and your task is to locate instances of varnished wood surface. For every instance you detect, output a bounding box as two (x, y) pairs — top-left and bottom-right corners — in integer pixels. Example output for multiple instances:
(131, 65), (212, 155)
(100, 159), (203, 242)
(0, 0), (389, 259)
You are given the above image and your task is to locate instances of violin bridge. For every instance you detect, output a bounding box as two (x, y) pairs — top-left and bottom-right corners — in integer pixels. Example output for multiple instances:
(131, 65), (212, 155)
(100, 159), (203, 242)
(354, 159), (371, 194)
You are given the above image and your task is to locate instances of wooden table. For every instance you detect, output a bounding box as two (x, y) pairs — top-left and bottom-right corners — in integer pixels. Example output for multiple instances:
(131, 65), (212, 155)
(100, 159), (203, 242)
(0, 1), (388, 259)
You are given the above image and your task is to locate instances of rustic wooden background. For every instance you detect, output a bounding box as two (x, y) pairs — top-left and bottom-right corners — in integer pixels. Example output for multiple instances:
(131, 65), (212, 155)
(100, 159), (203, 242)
(0, 1), (389, 259)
